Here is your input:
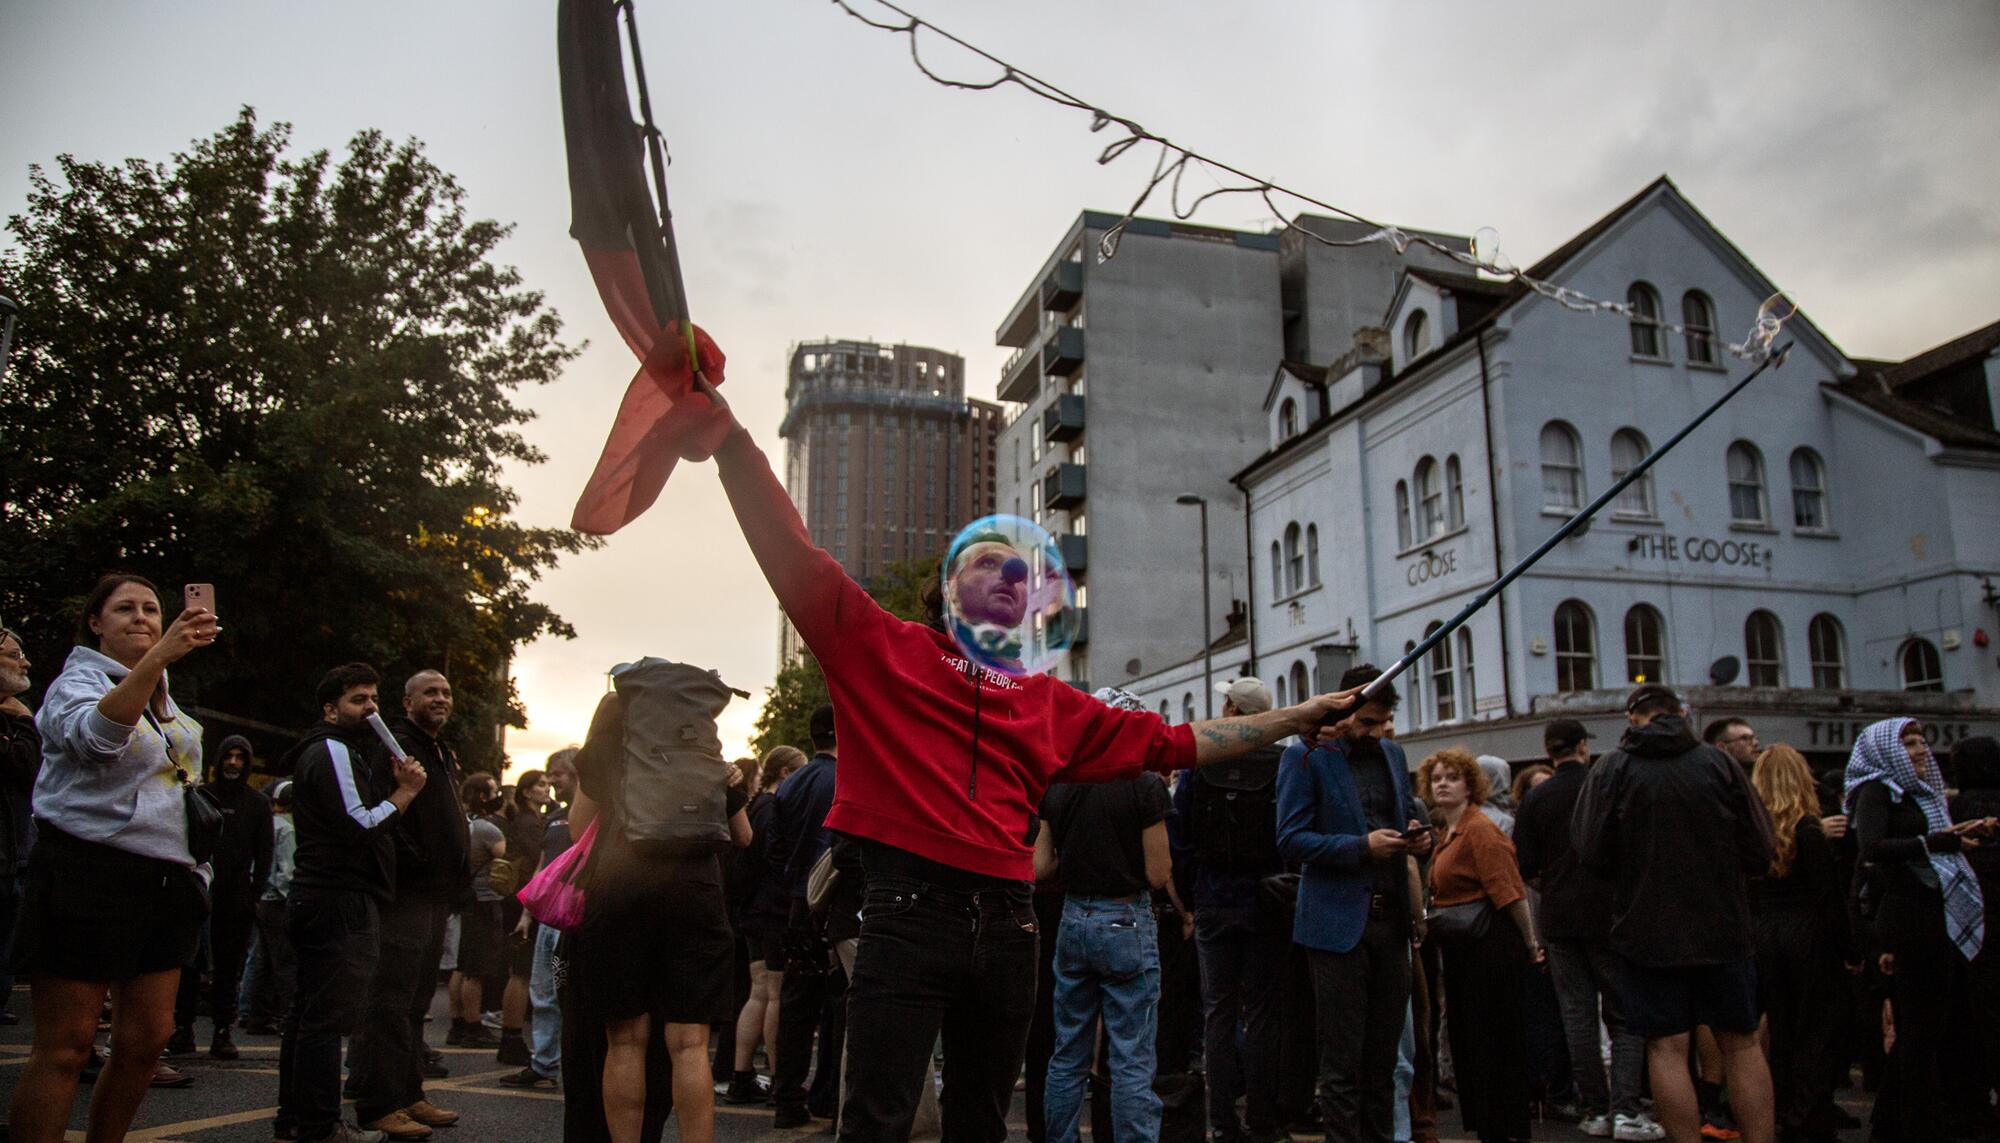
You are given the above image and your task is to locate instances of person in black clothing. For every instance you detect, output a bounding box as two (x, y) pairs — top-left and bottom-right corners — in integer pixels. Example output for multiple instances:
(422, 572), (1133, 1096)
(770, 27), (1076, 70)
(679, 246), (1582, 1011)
(1170, 676), (1286, 1143)
(169, 734), (273, 1060)
(1514, 719), (1654, 1140)
(1747, 744), (1850, 1143)
(276, 663), (428, 1143)
(1845, 718), (1994, 1143)
(768, 705), (841, 1129)
(1949, 736), (2000, 1138)
(347, 669), (468, 1138)
(0, 627), (40, 1026)
(498, 768), (552, 1066)
(724, 744), (806, 1104)
(1571, 684), (1777, 1143)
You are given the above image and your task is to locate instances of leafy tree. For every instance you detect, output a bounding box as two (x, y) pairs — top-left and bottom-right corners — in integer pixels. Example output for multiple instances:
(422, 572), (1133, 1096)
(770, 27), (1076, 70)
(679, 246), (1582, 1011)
(0, 108), (594, 773)
(748, 553), (942, 757)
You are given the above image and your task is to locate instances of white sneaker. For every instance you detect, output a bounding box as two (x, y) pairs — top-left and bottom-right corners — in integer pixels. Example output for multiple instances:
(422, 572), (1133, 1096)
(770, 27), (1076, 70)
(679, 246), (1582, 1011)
(480, 1010), (503, 1030)
(1580, 1113), (1614, 1137)
(1614, 1113), (1667, 1141)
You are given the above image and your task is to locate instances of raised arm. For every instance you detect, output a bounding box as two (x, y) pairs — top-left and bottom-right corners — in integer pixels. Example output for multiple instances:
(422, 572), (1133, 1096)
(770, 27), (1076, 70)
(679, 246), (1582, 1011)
(1187, 687), (1364, 765)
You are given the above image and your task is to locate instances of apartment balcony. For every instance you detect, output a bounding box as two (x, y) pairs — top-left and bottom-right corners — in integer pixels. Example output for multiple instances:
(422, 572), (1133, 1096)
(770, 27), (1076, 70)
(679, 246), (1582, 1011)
(1043, 394), (1086, 442)
(1056, 606), (1088, 648)
(1040, 260), (1083, 312)
(998, 341), (1040, 404)
(1057, 533), (1088, 573)
(1044, 463), (1086, 509)
(1041, 326), (1085, 377)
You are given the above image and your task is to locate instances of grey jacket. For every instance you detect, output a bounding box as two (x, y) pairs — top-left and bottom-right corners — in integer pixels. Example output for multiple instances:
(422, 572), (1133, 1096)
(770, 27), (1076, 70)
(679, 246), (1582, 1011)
(34, 646), (200, 867)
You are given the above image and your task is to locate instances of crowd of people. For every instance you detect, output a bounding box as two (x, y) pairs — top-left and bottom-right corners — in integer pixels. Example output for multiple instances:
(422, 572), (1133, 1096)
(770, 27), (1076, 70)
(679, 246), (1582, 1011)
(3, 389), (2000, 1143)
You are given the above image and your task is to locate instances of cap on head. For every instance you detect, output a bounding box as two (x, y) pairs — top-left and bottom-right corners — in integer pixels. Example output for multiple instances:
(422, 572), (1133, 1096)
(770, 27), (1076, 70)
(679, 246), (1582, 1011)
(1215, 676), (1273, 715)
(808, 704), (837, 751)
(1624, 683), (1682, 718)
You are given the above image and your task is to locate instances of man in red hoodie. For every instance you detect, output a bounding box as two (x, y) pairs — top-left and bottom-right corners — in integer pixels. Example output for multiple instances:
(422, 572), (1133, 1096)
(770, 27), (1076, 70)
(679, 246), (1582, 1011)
(697, 384), (1357, 1142)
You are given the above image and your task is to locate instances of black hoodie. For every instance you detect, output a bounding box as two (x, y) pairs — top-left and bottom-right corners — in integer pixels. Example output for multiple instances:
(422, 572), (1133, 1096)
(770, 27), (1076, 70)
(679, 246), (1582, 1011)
(385, 714), (471, 903)
(284, 720), (401, 900)
(1571, 714), (1776, 967)
(205, 733), (275, 900)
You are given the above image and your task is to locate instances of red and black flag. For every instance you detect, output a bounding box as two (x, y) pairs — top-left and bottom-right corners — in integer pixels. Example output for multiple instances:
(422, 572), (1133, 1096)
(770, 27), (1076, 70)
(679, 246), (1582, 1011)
(560, 0), (730, 536)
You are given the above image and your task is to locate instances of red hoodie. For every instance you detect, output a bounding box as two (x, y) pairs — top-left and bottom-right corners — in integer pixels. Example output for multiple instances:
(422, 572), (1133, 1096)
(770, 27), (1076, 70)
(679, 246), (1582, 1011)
(716, 428), (1195, 880)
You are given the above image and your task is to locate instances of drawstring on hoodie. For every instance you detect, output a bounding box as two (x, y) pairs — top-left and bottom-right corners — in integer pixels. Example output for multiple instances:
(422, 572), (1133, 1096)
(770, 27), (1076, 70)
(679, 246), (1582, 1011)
(965, 658), (983, 798)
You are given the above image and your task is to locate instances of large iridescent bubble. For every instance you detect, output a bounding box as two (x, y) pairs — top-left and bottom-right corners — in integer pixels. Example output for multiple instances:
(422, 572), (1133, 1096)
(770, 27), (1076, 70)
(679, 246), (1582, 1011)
(941, 514), (1078, 679)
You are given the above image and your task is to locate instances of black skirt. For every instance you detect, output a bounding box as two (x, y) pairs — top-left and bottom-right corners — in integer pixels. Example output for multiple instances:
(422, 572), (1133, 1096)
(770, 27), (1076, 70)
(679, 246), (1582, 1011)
(566, 842), (735, 1026)
(10, 824), (207, 982)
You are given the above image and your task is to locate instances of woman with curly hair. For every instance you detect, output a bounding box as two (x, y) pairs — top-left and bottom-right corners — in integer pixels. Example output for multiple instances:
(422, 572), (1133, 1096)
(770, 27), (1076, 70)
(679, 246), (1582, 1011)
(1419, 747), (1543, 1143)
(1749, 744), (1848, 1141)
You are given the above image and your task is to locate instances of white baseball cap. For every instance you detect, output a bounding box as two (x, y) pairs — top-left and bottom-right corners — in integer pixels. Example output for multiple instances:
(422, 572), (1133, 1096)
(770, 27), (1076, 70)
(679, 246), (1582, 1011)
(1214, 677), (1274, 715)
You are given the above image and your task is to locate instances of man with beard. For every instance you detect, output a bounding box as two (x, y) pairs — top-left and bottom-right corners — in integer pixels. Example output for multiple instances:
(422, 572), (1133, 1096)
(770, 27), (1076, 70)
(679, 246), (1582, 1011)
(1276, 664), (1434, 1143)
(168, 734), (273, 1059)
(348, 670), (469, 1138)
(277, 663), (429, 1143)
(0, 627), (38, 1026)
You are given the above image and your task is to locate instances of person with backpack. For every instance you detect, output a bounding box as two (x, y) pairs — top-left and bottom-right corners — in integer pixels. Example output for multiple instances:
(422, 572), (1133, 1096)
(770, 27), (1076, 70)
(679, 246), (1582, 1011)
(692, 382), (1361, 1142)
(1171, 676), (1286, 1143)
(562, 659), (752, 1143)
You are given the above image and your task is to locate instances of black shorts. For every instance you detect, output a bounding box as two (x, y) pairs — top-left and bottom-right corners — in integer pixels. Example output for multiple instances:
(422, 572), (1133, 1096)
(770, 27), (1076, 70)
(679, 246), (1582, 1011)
(1616, 954), (1760, 1039)
(567, 846), (735, 1025)
(9, 825), (207, 982)
(456, 899), (507, 983)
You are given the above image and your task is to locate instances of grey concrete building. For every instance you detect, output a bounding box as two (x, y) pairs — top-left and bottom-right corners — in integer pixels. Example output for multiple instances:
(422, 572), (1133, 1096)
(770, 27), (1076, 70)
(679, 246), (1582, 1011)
(778, 339), (1001, 664)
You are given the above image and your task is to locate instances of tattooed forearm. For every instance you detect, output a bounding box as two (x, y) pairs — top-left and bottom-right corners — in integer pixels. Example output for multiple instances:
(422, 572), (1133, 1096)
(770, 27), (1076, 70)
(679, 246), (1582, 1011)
(1190, 711), (1295, 763)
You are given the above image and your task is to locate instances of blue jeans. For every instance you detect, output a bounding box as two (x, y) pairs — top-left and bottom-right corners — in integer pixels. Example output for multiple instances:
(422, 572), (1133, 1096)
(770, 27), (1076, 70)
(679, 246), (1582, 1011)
(1044, 896), (1162, 1143)
(528, 922), (562, 1077)
(1394, 999), (1414, 1142)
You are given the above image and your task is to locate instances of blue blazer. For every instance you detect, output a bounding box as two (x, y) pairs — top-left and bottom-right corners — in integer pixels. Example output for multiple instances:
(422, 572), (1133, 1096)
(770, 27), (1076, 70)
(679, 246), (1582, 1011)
(1275, 737), (1422, 954)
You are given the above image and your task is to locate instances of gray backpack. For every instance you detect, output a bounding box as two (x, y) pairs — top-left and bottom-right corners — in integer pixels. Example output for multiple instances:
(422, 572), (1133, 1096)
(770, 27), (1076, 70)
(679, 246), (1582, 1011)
(609, 657), (743, 848)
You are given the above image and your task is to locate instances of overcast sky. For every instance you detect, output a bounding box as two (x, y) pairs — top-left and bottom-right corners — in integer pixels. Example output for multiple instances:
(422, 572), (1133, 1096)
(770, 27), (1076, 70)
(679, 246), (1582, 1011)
(6, 1), (1996, 774)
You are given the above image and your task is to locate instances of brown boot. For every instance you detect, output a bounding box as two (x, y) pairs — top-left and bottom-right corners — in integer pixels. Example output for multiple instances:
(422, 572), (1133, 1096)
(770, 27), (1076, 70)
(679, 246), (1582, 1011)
(403, 1101), (460, 1128)
(359, 1110), (434, 1141)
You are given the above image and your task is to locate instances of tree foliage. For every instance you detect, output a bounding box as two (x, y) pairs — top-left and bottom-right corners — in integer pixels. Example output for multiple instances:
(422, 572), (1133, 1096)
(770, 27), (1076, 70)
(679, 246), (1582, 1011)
(0, 108), (595, 772)
(748, 553), (942, 757)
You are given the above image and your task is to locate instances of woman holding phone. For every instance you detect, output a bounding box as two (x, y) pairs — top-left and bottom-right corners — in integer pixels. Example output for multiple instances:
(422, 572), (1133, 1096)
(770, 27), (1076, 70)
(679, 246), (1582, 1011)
(7, 573), (219, 1143)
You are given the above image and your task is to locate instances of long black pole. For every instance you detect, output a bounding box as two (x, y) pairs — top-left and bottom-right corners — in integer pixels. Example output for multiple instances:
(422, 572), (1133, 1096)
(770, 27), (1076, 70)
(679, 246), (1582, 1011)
(617, 0), (691, 323)
(1360, 341), (1796, 703)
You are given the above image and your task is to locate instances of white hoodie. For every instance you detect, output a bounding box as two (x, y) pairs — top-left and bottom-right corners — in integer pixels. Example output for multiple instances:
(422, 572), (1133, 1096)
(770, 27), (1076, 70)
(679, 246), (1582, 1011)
(35, 645), (201, 866)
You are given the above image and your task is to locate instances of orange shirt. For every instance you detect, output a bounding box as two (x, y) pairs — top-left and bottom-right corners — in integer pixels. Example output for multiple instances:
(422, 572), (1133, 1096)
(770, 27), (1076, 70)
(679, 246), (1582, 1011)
(1430, 809), (1526, 910)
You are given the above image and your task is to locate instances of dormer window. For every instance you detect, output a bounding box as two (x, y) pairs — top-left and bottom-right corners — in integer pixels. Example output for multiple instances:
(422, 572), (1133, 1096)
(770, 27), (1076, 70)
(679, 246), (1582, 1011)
(1279, 397), (1298, 440)
(1404, 310), (1431, 360)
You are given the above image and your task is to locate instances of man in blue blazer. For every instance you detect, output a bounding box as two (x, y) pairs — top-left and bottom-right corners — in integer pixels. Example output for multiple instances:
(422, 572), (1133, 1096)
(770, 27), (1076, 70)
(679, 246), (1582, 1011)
(1276, 666), (1432, 1143)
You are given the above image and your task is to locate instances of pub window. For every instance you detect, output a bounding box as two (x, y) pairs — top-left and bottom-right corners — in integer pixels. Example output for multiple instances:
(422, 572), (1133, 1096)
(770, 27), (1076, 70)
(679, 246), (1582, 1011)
(1745, 610), (1785, 687)
(1284, 523), (1304, 595)
(1900, 639), (1943, 692)
(1405, 309), (1431, 359)
(1183, 693), (1196, 724)
(1270, 541), (1282, 598)
(1610, 428), (1655, 517)
(1727, 442), (1769, 525)
(1808, 613), (1846, 689)
(1415, 456), (1444, 540)
(1396, 481), (1414, 549)
(1790, 448), (1829, 531)
(1682, 290), (1719, 365)
(1457, 628), (1477, 710)
(1446, 455), (1466, 530)
(1274, 675), (1287, 708)
(1628, 282), (1664, 358)
(1426, 621), (1456, 722)
(1540, 422), (1584, 512)
(1279, 398), (1298, 440)
(1624, 604), (1666, 683)
(1290, 662), (1310, 713)
(1553, 600), (1597, 693)
(1306, 525), (1321, 587)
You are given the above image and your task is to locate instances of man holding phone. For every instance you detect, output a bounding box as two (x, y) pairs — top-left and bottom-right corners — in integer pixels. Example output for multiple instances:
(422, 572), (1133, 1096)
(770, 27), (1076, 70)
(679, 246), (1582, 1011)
(1276, 665), (1433, 1143)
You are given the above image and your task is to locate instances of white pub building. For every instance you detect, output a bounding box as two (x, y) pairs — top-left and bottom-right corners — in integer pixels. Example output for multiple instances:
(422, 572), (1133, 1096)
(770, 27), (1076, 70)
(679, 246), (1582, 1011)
(1130, 178), (2000, 768)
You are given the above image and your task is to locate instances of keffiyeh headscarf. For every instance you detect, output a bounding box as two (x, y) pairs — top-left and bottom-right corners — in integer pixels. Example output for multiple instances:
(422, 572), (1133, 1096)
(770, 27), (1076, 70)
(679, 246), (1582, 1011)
(1844, 718), (1984, 960)
(1092, 686), (1148, 713)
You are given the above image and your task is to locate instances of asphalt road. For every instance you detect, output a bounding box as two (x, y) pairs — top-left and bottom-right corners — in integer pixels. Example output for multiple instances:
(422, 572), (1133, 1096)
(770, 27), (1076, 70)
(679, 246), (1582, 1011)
(0, 984), (1874, 1142)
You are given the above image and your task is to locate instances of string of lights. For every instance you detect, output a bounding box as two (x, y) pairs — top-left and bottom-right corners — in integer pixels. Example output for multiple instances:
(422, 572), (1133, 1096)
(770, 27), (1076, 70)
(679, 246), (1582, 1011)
(828, 0), (1795, 362)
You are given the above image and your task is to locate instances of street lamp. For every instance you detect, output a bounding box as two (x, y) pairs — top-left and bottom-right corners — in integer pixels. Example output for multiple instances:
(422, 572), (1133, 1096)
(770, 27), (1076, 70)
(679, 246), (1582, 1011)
(1175, 493), (1213, 718)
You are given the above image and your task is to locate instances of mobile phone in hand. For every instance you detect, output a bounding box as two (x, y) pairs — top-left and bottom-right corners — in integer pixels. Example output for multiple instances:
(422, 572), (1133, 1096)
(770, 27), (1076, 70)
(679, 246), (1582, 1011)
(184, 583), (216, 617)
(1401, 825), (1435, 842)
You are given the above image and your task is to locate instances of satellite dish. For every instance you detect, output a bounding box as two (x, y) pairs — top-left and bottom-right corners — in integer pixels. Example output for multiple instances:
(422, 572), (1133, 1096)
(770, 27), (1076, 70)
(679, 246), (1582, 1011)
(1710, 656), (1741, 686)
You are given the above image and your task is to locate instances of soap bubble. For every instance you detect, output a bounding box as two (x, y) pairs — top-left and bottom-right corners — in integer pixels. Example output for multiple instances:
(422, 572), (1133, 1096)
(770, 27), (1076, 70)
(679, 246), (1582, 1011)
(941, 514), (1078, 679)
(1471, 226), (1513, 274)
(1737, 292), (1798, 360)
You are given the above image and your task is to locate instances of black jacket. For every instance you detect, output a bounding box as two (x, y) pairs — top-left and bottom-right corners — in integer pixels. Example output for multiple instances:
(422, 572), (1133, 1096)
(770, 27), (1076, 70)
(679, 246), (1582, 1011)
(1513, 760), (1615, 941)
(1, 709), (40, 871)
(205, 734), (274, 900)
(284, 721), (401, 901)
(384, 715), (471, 902)
(768, 752), (838, 904)
(1571, 715), (1775, 967)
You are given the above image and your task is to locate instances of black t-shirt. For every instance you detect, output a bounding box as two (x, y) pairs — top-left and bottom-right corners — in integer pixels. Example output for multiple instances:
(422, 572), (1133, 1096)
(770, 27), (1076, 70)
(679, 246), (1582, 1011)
(1040, 775), (1172, 898)
(1348, 748), (1408, 902)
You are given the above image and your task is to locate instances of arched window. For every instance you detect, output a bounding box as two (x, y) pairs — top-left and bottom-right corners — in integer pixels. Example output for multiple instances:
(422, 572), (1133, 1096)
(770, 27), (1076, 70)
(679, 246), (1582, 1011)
(1540, 422), (1584, 511)
(1727, 442), (1768, 525)
(1427, 621), (1456, 722)
(1745, 611), (1784, 687)
(1283, 523), (1304, 595)
(1279, 397), (1298, 440)
(1457, 628), (1477, 709)
(1290, 662), (1310, 710)
(1415, 456), (1444, 539)
(1306, 525), (1321, 587)
(1183, 693), (1196, 723)
(1274, 675), (1287, 708)
(1405, 309), (1431, 359)
(1395, 481), (1414, 549)
(1624, 604), (1666, 684)
(1403, 640), (1420, 728)
(1610, 429), (1655, 517)
(1808, 614), (1846, 689)
(1628, 282), (1664, 357)
(1790, 448), (1829, 530)
(1160, 700), (1171, 720)
(1682, 291), (1718, 365)
(1270, 541), (1282, 598)
(1553, 601), (1597, 693)
(1901, 639), (1943, 692)
(1446, 455), (1465, 531)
